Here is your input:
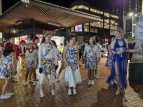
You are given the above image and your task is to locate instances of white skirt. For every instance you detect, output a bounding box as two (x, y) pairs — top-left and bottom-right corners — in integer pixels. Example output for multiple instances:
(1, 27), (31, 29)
(65, 66), (81, 88)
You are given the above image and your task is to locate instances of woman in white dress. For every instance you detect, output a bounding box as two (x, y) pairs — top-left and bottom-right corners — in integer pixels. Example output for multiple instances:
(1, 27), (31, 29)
(39, 33), (57, 97)
(93, 36), (100, 79)
(83, 37), (100, 85)
(63, 35), (81, 95)
(23, 43), (38, 86)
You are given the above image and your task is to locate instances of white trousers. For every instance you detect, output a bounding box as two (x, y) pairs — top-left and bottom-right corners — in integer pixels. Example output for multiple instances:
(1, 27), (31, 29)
(40, 73), (55, 85)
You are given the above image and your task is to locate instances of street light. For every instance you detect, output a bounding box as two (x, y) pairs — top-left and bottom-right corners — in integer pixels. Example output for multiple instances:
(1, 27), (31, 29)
(129, 12), (135, 38)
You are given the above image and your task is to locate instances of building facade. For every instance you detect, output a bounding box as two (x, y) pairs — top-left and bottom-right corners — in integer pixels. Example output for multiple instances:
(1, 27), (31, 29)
(67, 1), (119, 44)
(123, 0), (143, 39)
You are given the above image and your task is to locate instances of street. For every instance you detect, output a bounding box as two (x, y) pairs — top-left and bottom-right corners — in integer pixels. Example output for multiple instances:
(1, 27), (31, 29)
(0, 58), (143, 107)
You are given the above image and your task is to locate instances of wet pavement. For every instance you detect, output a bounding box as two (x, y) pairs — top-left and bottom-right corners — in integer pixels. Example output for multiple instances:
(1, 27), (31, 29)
(0, 58), (143, 107)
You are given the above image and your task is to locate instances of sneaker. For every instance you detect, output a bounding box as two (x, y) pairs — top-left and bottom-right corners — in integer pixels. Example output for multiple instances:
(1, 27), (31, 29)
(40, 90), (44, 97)
(23, 81), (28, 86)
(73, 89), (77, 95)
(91, 80), (94, 85)
(95, 75), (99, 79)
(32, 81), (36, 86)
(88, 80), (91, 86)
(68, 89), (72, 95)
(1, 95), (11, 99)
(5, 93), (14, 96)
(51, 89), (55, 96)
(29, 80), (33, 83)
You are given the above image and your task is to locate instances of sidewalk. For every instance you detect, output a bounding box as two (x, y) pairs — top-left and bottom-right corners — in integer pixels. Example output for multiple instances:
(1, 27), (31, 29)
(0, 58), (143, 107)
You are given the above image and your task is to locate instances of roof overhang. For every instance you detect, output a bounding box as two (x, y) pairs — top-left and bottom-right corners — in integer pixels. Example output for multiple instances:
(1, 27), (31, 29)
(0, 0), (101, 33)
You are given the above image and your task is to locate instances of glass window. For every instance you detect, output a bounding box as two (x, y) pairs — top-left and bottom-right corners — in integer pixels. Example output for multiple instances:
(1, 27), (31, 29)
(71, 26), (74, 32)
(84, 23), (89, 32)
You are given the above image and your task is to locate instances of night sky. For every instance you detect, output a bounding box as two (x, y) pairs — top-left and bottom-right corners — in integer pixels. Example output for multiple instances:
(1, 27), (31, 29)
(2, 0), (112, 13)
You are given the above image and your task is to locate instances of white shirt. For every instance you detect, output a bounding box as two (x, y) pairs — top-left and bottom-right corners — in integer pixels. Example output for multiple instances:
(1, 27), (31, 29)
(25, 49), (38, 61)
(38, 43), (58, 68)
(83, 45), (100, 58)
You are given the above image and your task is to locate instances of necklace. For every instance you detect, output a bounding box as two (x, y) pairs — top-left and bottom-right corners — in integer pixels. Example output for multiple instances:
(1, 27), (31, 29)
(29, 49), (33, 53)
(44, 42), (51, 48)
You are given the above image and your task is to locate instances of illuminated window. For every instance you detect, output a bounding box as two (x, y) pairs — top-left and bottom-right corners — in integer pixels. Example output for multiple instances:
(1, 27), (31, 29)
(104, 12), (110, 18)
(90, 22), (103, 28)
(90, 8), (103, 14)
(110, 15), (119, 19)
(84, 23), (89, 32)
(71, 5), (89, 10)
(71, 26), (74, 32)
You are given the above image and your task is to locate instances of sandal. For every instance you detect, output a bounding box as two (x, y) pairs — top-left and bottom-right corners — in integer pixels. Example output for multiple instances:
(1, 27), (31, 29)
(121, 89), (125, 95)
(116, 89), (121, 95)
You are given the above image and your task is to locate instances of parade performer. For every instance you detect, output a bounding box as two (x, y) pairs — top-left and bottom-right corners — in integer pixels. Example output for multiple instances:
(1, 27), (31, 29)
(93, 36), (100, 79)
(33, 37), (39, 50)
(32, 37), (39, 81)
(39, 33), (58, 97)
(83, 37), (100, 85)
(106, 27), (140, 95)
(23, 43), (38, 86)
(19, 40), (26, 76)
(105, 38), (117, 85)
(9, 37), (20, 82)
(0, 42), (17, 99)
(63, 35), (81, 95)
(56, 39), (69, 82)
(105, 38), (114, 69)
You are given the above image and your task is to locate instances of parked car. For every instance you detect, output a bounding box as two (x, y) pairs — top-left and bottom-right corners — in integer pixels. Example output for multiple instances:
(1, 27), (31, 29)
(100, 50), (108, 58)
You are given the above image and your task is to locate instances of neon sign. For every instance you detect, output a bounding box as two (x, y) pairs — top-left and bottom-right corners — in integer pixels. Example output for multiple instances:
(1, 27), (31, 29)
(43, 30), (56, 35)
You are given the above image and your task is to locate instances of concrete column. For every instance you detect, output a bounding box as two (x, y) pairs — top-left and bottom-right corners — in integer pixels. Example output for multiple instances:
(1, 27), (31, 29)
(0, 0), (2, 16)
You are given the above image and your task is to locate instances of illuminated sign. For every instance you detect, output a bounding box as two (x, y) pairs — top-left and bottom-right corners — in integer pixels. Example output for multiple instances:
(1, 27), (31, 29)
(43, 30), (56, 35)
(105, 39), (108, 42)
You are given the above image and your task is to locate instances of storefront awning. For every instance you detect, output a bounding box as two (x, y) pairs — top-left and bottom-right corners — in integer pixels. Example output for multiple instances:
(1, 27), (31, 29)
(0, 0), (100, 33)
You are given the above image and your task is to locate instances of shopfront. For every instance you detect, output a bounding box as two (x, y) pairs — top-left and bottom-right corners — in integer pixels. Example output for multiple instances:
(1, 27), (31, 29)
(15, 35), (28, 45)
(36, 29), (64, 48)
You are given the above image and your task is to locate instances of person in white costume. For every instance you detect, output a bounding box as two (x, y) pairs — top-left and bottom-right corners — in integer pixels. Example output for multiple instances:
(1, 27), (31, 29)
(63, 35), (81, 95)
(23, 43), (38, 86)
(83, 37), (100, 85)
(39, 33), (58, 97)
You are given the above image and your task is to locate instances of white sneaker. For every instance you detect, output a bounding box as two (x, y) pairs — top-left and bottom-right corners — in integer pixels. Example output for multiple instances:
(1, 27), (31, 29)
(95, 75), (99, 79)
(88, 80), (91, 86)
(40, 90), (44, 97)
(23, 81), (28, 86)
(68, 89), (72, 95)
(32, 81), (36, 86)
(73, 89), (77, 95)
(51, 89), (55, 96)
(29, 80), (33, 83)
(91, 80), (94, 85)
(1, 95), (11, 99)
(5, 93), (14, 96)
